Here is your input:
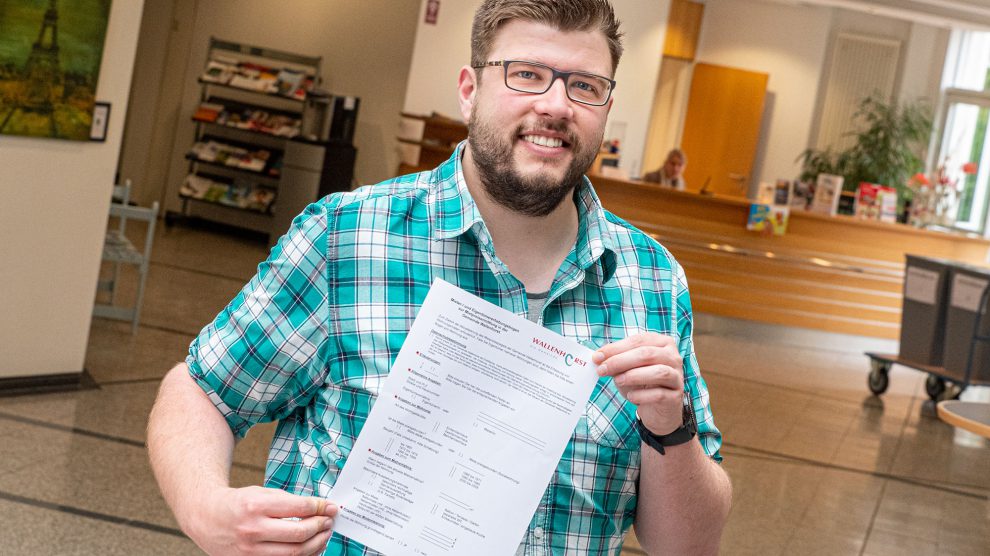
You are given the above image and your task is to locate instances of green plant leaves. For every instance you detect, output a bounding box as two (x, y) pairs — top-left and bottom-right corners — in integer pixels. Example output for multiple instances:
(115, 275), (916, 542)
(797, 95), (933, 206)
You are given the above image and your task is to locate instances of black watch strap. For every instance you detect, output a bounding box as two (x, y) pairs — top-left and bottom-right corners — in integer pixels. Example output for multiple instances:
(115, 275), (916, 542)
(636, 393), (698, 455)
(636, 418), (695, 455)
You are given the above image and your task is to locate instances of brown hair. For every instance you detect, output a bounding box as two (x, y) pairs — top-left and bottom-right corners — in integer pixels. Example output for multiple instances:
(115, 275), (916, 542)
(471, 0), (624, 76)
(666, 148), (686, 164)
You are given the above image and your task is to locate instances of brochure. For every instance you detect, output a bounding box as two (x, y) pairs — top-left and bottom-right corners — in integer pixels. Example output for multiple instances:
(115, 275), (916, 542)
(809, 174), (844, 216)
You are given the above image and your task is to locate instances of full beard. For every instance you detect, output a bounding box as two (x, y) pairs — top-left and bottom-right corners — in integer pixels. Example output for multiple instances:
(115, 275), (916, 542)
(468, 114), (601, 217)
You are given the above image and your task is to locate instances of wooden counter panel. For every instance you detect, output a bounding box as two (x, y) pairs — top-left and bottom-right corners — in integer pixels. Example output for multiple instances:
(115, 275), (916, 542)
(667, 246), (903, 293)
(590, 175), (990, 339)
(682, 265), (902, 310)
(694, 296), (900, 339)
(693, 279), (900, 324)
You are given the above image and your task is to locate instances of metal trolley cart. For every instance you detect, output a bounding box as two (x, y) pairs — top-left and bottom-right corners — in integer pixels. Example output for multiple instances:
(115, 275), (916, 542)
(868, 271), (990, 402)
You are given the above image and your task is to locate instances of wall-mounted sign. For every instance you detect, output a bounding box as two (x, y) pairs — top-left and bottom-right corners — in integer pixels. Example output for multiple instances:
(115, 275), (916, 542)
(90, 102), (110, 142)
(425, 0), (440, 25)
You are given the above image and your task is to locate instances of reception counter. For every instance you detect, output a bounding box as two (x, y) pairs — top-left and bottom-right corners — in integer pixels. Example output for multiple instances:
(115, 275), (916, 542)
(590, 175), (990, 339)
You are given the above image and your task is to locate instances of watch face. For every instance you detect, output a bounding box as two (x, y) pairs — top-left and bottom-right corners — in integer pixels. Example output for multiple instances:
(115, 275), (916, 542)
(682, 392), (698, 434)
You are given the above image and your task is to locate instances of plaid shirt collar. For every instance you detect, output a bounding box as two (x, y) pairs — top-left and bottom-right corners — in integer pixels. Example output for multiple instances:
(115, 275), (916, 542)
(431, 140), (618, 284)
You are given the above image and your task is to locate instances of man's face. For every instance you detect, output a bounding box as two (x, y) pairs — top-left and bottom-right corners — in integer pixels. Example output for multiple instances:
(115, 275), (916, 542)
(663, 155), (685, 179)
(461, 20), (613, 217)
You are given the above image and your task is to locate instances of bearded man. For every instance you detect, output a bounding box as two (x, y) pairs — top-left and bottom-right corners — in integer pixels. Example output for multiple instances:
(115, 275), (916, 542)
(148, 1), (731, 554)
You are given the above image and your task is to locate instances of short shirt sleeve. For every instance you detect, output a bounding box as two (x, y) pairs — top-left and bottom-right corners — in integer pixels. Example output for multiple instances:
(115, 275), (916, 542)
(672, 262), (723, 463)
(186, 202), (331, 438)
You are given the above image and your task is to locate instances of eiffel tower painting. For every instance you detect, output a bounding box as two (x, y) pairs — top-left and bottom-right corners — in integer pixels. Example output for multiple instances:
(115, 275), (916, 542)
(0, 0), (112, 140)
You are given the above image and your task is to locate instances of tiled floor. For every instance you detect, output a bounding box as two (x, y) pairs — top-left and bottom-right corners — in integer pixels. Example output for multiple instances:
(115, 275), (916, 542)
(1, 223), (987, 555)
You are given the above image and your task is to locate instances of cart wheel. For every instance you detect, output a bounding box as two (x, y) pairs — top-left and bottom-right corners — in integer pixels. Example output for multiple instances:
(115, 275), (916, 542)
(868, 367), (889, 395)
(925, 374), (946, 401)
(944, 383), (966, 401)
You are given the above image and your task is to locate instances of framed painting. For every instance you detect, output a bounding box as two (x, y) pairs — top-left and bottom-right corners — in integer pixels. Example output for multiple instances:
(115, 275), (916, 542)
(0, 0), (113, 141)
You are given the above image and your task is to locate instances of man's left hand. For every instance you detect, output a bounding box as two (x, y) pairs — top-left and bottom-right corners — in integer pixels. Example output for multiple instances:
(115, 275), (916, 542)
(593, 332), (684, 436)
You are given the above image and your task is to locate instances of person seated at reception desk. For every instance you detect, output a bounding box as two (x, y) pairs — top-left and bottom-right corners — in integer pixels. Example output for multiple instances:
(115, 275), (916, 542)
(642, 148), (687, 190)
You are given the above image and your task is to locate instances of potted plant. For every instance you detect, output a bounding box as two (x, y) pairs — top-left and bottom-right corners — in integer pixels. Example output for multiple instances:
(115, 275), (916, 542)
(798, 95), (933, 214)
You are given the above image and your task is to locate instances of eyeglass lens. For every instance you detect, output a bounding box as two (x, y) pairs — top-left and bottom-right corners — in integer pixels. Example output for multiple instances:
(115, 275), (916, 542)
(504, 61), (611, 105)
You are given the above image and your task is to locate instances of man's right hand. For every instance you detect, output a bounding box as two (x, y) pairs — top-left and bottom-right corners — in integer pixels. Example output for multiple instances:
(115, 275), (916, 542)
(185, 485), (339, 556)
(148, 366), (338, 555)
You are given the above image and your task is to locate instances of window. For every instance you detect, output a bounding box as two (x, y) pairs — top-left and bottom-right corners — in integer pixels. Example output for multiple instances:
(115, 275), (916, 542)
(935, 31), (990, 233)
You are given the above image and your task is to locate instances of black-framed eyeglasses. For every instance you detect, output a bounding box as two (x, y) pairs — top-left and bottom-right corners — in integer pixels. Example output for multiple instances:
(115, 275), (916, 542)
(471, 60), (616, 106)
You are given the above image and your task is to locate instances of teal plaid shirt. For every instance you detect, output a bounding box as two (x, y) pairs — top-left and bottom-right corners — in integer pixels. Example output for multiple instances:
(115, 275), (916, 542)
(188, 142), (722, 555)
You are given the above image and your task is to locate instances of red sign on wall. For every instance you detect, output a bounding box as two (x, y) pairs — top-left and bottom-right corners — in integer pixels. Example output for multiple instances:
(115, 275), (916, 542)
(425, 0), (440, 25)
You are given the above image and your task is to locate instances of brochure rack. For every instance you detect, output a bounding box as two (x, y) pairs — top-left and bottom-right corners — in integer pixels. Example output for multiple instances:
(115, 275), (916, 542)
(167, 38), (353, 243)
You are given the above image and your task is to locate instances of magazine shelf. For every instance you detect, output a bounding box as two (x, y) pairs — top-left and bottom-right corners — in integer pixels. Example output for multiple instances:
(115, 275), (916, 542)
(185, 155), (281, 179)
(179, 194), (274, 216)
(169, 38), (324, 240)
(179, 170), (277, 215)
(192, 97), (302, 139)
(186, 134), (284, 178)
(169, 38), (358, 244)
(196, 79), (310, 103)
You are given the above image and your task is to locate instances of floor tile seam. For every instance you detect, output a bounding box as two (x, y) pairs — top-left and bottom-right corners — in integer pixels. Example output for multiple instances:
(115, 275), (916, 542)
(826, 400), (871, 472)
(722, 444), (989, 500)
(89, 316), (199, 338)
(935, 527), (990, 552)
(869, 520), (957, 545)
(0, 458), (46, 479)
(701, 368), (907, 409)
(149, 259), (252, 283)
(0, 410), (146, 448)
(776, 500), (812, 554)
(0, 488), (186, 538)
(857, 479), (889, 556)
(0, 410), (266, 473)
(6, 409), (978, 497)
(726, 444), (990, 497)
(882, 386), (922, 481)
(776, 449), (834, 551)
(119, 320), (200, 338)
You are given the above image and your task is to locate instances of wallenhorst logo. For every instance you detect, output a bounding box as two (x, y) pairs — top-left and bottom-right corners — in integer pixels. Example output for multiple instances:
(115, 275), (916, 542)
(532, 338), (587, 367)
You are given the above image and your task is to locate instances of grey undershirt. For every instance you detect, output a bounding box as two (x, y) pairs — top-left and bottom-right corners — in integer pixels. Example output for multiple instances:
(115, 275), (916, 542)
(526, 290), (549, 323)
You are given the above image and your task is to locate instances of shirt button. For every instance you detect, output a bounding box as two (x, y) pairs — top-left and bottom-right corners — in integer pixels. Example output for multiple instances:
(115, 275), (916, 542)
(533, 527), (544, 540)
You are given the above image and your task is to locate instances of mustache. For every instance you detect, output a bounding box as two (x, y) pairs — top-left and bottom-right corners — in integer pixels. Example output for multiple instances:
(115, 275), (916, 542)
(516, 119), (578, 145)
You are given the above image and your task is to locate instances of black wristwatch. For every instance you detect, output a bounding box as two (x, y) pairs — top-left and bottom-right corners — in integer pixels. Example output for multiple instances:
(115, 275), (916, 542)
(636, 392), (697, 455)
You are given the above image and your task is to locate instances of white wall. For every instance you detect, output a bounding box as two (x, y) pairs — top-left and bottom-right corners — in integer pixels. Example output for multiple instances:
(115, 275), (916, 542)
(402, 0), (669, 178)
(696, 0), (831, 189)
(0, 1), (146, 378)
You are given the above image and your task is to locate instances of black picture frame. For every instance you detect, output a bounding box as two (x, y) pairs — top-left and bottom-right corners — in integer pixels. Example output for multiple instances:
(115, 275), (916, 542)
(90, 102), (111, 142)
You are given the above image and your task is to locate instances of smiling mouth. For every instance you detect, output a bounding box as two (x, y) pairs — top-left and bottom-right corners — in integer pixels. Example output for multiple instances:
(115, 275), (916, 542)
(521, 134), (569, 149)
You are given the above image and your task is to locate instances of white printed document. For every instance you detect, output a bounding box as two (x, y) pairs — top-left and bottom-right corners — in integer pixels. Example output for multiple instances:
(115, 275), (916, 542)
(330, 279), (598, 555)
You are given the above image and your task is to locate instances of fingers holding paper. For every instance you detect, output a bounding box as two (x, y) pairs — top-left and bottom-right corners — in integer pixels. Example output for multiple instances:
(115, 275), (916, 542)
(593, 332), (685, 436)
(192, 485), (339, 556)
